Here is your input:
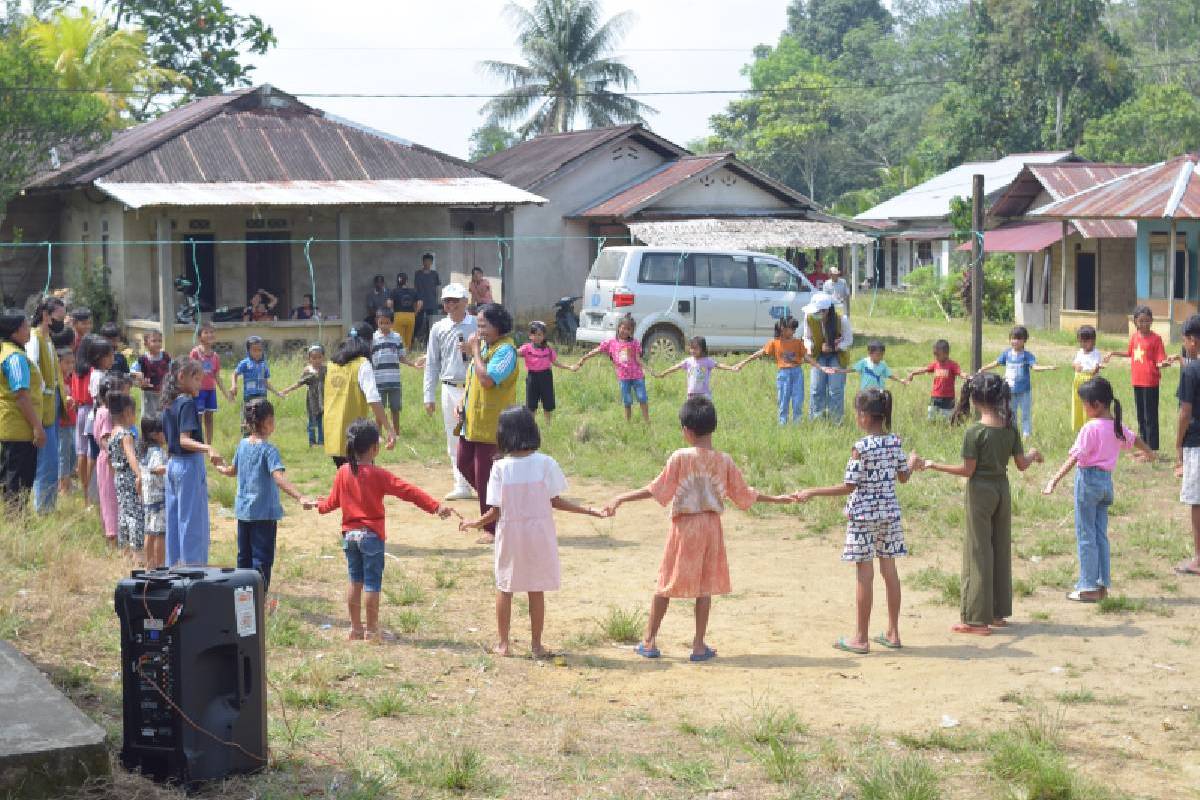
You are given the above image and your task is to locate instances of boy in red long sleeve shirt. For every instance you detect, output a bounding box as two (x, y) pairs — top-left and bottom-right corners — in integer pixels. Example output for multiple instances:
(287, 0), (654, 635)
(1106, 305), (1172, 451)
(317, 420), (457, 641)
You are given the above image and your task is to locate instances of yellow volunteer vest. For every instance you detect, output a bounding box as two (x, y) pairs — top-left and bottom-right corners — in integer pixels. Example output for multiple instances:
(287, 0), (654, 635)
(463, 336), (518, 444)
(806, 314), (850, 367)
(323, 357), (372, 458)
(0, 341), (43, 441)
(29, 330), (61, 426)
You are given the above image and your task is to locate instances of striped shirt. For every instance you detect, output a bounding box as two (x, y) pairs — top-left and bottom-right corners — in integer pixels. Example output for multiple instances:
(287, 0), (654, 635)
(371, 330), (406, 390)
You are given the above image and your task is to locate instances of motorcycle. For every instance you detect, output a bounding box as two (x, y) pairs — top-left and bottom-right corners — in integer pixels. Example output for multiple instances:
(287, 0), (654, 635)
(174, 277), (200, 325)
(554, 296), (581, 346)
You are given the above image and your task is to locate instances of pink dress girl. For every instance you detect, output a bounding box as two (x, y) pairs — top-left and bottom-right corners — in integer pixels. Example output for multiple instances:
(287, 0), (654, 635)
(488, 451), (567, 593)
(93, 404), (118, 540)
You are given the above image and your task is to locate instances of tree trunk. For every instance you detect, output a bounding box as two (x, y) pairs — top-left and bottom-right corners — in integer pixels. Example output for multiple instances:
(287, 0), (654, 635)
(1054, 86), (1064, 148)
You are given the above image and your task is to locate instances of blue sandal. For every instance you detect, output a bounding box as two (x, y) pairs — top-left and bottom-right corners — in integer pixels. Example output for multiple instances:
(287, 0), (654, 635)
(634, 643), (661, 659)
(689, 646), (717, 662)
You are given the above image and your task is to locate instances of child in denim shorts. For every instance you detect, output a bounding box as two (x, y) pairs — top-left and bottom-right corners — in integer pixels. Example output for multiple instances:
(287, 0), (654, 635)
(316, 419), (456, 641)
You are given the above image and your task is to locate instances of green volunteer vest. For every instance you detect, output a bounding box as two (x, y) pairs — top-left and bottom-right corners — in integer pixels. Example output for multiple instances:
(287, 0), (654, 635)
(323, 357), (372, 458)
(806, 314), (850, 368)
(463, 336), (518, 444)
(0, 341), (43, 441)
(28, 330), (61, 426)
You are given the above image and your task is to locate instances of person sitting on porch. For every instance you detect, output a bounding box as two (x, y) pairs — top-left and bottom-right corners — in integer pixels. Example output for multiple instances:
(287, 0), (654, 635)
(291, 294), (320, 320)
(390, 273), (422, 349)
(243, 289), (279, 322)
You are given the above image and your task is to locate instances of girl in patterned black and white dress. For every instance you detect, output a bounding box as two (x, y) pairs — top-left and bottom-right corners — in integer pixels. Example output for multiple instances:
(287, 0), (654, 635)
(793, 389), (923, 655)
(105, 393), (144, 560)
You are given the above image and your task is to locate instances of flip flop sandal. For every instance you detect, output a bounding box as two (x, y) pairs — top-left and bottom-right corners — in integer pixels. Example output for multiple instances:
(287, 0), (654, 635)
(1174, 564), (1200, 576)
(950, 623), (992, 636)
(689, 646), (717, 662)
(872, 634), (902, 649)
(834, 637), (869, 654)
(634, 643), (661, 659)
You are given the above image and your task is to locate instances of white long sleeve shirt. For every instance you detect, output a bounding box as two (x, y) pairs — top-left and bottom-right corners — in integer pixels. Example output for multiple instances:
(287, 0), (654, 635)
(422, 314), (478, 405)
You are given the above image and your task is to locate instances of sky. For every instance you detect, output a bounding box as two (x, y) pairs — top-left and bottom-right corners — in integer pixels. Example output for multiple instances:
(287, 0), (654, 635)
(226, 0), (791, 159)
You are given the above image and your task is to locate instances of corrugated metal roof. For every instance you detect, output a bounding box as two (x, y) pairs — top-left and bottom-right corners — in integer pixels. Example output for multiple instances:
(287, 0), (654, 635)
(94, 179), (545, 209)
(472, 124), (687, 190)
(573, 153), (819, 219)
(627, 218), (872, 248)
(1032, 154), (1200, 220)
(573, 155), (729, 217)
(855, 151), (1075, 222)
(27, 85), (497, 191)
(954, 221), (1067, 253)
(990, 163), (1140, 238)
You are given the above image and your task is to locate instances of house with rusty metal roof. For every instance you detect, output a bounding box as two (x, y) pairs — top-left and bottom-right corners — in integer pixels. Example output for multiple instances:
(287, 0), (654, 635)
(474, 124), (865, 313)
(1, 84), (544, 351)
(975, 162), (1143, 334)
(855, 152), (1077, 290)
(1032, 153), (1200, 340)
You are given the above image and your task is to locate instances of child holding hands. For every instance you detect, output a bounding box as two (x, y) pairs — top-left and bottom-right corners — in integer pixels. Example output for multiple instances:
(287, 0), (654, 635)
(460, 406), (604, 657)
(575, 314), (649, 422)
(1043, 377), (1152, 602)
(317, 419), (458, 641)
(793, 389), (922, 654)
(921, 374), (1043, 634)
(215, 399), (314, 609)
(604, 397), (791, 661)
(654, 336), (737, 400)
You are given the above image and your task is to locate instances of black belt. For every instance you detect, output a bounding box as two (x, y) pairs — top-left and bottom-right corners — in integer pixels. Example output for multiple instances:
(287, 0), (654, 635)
(442, 380), (464, 388)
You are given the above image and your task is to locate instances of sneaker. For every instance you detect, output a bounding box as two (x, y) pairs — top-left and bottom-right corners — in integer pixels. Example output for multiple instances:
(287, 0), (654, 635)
(444, 487), (476, 501)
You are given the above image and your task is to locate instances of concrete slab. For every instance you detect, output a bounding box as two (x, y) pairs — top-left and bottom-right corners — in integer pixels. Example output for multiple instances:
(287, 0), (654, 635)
(0, 640), (110, 798)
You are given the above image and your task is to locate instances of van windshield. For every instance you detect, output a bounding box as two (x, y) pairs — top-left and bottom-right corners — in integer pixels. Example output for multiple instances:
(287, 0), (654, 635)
(588, 249), (626, 281)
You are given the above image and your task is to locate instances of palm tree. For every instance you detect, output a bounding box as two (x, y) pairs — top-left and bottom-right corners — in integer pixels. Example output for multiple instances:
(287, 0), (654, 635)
(479, 0), (654, 137)
(25, 7), (184, 128)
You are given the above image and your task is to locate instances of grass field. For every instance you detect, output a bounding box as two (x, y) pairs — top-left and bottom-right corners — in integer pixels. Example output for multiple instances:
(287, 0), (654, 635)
(2, 297), (1198, 800)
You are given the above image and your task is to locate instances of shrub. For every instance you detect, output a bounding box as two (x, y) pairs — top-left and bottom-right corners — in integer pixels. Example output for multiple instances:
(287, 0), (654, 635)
(74, 259), (118, 325)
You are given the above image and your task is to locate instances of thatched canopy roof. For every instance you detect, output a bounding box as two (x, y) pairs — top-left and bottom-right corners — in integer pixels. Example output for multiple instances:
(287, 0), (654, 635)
(626, 218), (873, 249)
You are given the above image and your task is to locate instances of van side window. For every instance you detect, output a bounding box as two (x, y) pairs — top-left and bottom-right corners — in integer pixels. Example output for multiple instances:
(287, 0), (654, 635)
(638, 252), (691, 285)
(753, 259), (800, 292)
(695, 254), (749, 289)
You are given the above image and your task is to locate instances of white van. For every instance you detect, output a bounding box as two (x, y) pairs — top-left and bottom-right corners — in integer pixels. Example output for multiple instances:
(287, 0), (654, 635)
(576, 246), (817, 359)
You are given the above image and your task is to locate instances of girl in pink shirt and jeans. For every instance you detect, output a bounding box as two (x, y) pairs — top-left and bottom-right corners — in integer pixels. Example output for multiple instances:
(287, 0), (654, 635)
(1043, 377), (1152, 602)
(575, 315), (649, 422)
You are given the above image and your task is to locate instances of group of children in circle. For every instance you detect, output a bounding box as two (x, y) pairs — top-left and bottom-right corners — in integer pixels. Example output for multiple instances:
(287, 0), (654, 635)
(20, 292), (1199, 657)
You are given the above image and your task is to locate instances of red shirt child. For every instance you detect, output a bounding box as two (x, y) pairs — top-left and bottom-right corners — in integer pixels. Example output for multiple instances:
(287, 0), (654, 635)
(317, 463), (440, 540)
(1126, 330), (1167, 388)
(929, 358), (963, 398)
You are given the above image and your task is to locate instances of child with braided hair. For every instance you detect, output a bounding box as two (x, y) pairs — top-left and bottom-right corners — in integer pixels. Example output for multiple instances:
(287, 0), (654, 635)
(922, 373), (1043, 634)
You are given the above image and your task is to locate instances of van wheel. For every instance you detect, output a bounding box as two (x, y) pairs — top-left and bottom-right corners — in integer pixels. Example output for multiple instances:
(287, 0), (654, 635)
(643, 327), (683, 362)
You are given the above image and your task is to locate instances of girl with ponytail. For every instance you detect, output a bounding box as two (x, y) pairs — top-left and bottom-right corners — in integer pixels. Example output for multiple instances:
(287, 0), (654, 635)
(924, 372), (1044, 635)
(1043, 376), (1153, 602)
(793, 389), (923, 653)
(316, 419), (457, 641)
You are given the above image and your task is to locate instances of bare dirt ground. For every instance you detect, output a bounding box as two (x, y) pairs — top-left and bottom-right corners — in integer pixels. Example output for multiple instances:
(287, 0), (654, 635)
(188, 457), (1200, 798)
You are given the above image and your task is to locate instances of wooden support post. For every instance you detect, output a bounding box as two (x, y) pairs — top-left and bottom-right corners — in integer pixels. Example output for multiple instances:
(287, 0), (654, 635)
(971, 174), (984, 373)
(1168, 219), (1178, 343)
(850, 243), (859, 298)
(338, 211), (353, 332)
(1060, 221), (1068, 327)
(155, 216), (173, 349)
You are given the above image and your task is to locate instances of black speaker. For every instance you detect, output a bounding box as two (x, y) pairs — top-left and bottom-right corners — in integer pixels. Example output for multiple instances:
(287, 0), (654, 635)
(114, 567), (267, 786)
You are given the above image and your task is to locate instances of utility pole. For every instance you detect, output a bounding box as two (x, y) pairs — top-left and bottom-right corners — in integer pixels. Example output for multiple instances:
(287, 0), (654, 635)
(971, 173), (984, 373)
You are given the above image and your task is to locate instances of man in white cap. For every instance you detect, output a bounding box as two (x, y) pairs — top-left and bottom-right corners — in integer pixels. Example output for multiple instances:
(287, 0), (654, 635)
(822, 267), (851, 306)
(421, 283), (477, 500)
(802, 291), (853, 422)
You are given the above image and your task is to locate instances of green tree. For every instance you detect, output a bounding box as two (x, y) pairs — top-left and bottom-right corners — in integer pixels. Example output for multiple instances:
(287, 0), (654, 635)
(1079, 84), (1200, 162)
(1108, 0), (1200, 95)
(113, 0), (275, 105)
(25, 7), (183, 126)
(478, 0), (654, 136)
(699, 37), (837, 201)
(468, 123), (519, 160)
(933, 0), (1129, 161)
(0, 34), (108, 207)
(786, 0), (892, 60)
